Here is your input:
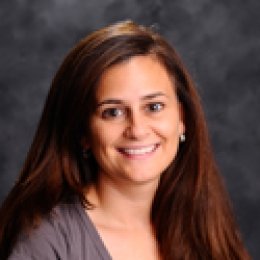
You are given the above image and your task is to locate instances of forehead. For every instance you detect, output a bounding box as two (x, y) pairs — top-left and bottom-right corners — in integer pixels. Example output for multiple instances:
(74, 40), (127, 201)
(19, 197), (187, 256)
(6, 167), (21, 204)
(95, 55), (176, 101)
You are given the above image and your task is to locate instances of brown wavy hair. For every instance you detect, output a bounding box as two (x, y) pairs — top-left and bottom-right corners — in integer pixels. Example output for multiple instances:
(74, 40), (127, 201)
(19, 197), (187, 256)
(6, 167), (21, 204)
(0, 21), (250, 259)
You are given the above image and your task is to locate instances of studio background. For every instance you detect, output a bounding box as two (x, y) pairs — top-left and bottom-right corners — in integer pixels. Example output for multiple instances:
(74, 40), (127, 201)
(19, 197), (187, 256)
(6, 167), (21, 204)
(0, 0), (259, 258)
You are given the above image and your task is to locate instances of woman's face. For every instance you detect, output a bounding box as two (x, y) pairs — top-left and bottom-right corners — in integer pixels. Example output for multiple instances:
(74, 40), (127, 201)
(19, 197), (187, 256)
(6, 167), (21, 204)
(87, 55), (185, 187)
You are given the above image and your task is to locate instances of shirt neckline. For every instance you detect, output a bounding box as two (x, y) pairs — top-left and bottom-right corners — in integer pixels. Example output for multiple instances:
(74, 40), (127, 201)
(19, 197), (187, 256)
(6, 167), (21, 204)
(75, 199), (113, 260)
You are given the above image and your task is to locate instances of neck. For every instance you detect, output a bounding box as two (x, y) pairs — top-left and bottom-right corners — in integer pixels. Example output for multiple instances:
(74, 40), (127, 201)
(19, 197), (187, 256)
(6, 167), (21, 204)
(86, 172), (159, 229)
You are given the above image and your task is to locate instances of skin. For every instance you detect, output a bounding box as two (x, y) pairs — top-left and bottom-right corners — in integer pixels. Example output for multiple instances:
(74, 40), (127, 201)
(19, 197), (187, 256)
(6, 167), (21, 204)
(84, 55), (185, 260)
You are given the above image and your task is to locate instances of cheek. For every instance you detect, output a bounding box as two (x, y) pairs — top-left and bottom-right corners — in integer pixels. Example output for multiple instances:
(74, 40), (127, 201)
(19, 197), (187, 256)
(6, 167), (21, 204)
(89, 122), (121, 150)
(155, 118), (181, 140)
(90, 130), (108, 150)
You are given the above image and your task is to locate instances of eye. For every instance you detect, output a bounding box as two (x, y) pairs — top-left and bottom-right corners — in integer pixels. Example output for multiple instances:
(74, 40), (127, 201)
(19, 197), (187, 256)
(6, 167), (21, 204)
(147, 102), (164, 112)
(101, 107), (125, 119)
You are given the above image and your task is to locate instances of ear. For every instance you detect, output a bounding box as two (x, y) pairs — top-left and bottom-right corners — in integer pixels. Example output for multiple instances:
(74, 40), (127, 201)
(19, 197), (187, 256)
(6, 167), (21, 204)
(178, 102), (186, 135)
(81, 136), (90, 150)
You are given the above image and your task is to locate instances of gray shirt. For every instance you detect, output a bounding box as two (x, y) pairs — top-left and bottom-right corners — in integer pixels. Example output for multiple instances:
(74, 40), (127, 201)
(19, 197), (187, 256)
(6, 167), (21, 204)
(8, 200), (112, 260)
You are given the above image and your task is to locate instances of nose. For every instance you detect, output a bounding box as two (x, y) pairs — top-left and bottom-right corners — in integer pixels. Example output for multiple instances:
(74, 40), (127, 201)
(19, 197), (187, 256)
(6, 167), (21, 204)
(123, 109), (150, 140)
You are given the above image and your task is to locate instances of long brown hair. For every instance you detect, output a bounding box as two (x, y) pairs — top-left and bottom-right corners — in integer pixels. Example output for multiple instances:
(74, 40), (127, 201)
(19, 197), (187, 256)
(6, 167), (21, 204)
(0, 21), (250, 259)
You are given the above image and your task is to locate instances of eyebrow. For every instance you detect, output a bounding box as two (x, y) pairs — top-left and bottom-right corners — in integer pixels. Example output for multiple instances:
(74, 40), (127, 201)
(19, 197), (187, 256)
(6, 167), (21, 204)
(96, 92), (168, 107)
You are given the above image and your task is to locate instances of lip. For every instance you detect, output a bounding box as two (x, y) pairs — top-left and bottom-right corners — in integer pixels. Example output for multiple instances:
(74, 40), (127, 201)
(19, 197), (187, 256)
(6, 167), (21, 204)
(117, 143), (160, 159)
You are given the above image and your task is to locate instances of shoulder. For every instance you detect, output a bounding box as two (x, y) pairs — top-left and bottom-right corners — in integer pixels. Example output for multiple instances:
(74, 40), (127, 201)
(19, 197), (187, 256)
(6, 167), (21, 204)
(8, 200), (96, 260)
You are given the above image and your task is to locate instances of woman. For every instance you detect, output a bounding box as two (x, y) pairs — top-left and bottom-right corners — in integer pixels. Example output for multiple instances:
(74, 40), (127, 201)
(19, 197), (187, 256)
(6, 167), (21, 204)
(0, 21), (250, 259)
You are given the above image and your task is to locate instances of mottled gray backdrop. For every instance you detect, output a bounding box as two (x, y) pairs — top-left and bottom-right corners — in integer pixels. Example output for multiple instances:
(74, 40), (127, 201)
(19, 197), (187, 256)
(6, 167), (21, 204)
(0, 0), (259, 258)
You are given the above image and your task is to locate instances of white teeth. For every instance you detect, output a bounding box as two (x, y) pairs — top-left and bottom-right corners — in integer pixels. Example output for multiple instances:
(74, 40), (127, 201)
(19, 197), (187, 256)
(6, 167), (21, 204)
(121, 145), (156, 155)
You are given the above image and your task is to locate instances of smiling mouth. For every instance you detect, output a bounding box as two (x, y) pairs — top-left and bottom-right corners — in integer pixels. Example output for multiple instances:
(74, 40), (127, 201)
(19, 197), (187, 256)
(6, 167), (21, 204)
(118, 144), (159, 156)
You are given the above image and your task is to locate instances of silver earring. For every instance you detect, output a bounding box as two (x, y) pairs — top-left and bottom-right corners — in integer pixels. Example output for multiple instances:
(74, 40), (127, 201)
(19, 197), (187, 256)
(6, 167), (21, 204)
(180, 133), (186, 142)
